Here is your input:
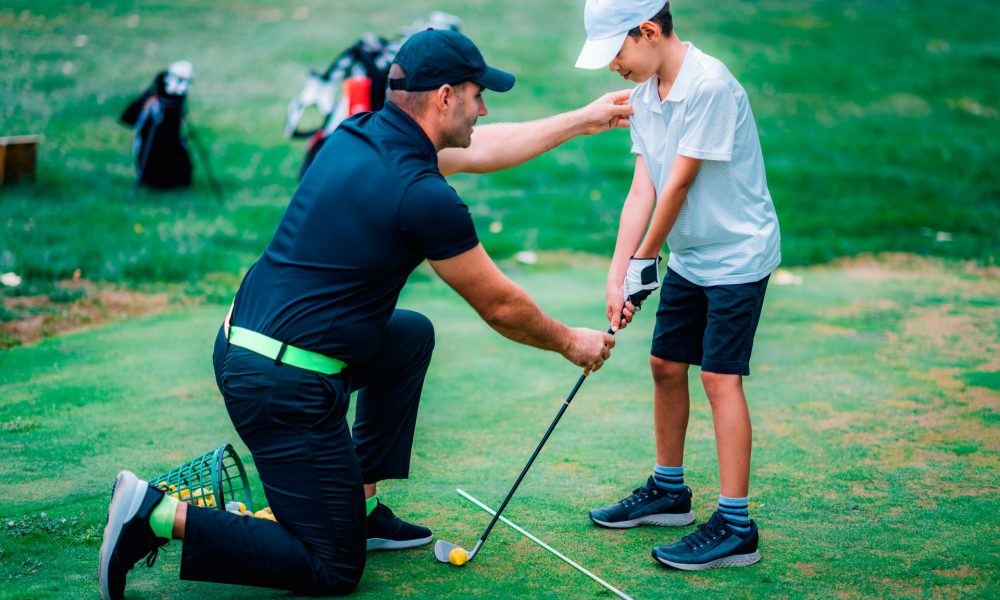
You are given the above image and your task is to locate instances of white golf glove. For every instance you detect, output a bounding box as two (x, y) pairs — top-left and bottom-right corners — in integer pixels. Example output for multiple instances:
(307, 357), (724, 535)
(623, 256), (661, 309)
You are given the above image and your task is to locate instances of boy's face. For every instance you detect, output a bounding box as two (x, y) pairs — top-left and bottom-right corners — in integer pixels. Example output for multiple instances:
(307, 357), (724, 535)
(608, 29), (658, 83)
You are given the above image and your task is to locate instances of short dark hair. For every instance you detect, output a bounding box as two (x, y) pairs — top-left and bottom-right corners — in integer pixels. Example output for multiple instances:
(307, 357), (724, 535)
(387, 64), (477, 117)
(386, 64), (435, 116)
(627, 2), (673, 38)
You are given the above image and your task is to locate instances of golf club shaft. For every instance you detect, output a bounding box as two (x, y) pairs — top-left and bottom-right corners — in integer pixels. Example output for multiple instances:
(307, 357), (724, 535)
(476, 325), (615, 548)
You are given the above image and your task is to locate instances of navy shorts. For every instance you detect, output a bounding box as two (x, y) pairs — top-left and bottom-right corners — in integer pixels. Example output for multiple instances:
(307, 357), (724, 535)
(649, 268), (770, 376)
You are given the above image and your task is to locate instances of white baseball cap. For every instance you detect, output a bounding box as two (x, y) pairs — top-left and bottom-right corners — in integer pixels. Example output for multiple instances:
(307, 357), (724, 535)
(575, 0), (667, 69)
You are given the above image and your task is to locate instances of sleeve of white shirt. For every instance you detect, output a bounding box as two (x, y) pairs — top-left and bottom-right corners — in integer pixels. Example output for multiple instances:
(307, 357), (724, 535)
(629, 115), (641, 155)
(629, 88), (642, 156)
(678, 78), (737, 161)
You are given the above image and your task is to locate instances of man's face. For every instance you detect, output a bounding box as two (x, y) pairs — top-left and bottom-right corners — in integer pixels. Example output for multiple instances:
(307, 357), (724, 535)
(608, 34), (657, 83)
(443, 82), (487, 148)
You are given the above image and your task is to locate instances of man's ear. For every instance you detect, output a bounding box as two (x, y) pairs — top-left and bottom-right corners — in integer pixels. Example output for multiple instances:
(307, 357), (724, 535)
(433, 84), (455, 113)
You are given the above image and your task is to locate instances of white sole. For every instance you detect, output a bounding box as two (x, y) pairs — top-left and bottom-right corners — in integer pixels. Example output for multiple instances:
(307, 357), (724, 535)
(99, 471), (147, 600)
(591, 511), (695, 529)
(366, 534), (433, 551)
(655, 550), (761, 570)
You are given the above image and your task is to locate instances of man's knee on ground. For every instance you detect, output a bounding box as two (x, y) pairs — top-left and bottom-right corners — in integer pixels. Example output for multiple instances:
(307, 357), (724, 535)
(650, 356), (688, 387)
(304, 562), (364, 597)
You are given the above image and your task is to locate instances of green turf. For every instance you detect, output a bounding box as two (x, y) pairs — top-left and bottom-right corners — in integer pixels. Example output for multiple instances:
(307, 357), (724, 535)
(2, 0), (998, 597)
(1, 259), (997, 598)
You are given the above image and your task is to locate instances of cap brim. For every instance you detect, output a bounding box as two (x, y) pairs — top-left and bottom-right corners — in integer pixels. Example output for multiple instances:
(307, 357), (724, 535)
(575, 32), (627, 69)
(473, 66), (515, 93)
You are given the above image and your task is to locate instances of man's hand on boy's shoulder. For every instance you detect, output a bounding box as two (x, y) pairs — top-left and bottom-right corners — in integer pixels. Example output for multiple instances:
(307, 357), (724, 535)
(576, 89), (633, 134)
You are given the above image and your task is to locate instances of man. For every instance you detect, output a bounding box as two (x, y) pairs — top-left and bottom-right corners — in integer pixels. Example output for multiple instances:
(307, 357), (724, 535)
(100, 29), (629, 598)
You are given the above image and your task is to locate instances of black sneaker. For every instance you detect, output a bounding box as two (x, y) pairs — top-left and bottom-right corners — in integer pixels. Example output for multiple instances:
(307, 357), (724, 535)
(366, 501), (432, 551)
(98, 471), (169, 600)
(652, 511), (761, 570)
(590, 477), (695, 528)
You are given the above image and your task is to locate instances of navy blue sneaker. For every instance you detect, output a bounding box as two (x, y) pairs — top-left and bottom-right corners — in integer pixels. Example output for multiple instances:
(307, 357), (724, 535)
(652, 511), (761, 570)
(590, 477), (695, 528)
(366, 501), (432, 551)
(99, 471), (169, 600)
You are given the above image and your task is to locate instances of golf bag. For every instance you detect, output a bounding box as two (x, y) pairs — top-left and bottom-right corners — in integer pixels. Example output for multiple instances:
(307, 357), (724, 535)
(285, 11), (462, 179)
(120, 61), (194, 189)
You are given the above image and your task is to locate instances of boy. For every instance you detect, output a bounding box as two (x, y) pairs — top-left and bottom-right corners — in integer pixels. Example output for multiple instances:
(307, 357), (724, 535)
(575, 0), (781, 570)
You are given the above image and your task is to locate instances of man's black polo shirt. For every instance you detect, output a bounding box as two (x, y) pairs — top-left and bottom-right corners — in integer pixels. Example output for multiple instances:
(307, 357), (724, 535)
(230, 101), (479, 365)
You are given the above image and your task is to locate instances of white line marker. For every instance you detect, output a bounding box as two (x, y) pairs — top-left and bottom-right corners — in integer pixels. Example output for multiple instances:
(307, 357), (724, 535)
(456, 488), (635, 600)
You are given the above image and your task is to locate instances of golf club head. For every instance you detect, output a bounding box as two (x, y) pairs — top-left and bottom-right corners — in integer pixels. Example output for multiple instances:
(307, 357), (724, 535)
(434, 539), (463, 563)
(434, 539), (483, 564)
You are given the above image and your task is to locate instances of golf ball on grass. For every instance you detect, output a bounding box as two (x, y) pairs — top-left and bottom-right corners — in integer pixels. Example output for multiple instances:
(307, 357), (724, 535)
(448, 547), (468, 566)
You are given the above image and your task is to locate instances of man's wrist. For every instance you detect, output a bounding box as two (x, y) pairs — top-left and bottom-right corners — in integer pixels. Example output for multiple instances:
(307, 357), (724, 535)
(561, 107), (588, 138)
(556, 324), (575, 357)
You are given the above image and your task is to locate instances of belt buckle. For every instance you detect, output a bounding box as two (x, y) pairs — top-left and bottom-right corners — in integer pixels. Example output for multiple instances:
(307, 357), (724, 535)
(274, 342), (289, 366)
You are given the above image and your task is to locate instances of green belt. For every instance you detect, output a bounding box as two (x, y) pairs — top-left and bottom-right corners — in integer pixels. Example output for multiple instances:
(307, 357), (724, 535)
(228, 326), (346, 375)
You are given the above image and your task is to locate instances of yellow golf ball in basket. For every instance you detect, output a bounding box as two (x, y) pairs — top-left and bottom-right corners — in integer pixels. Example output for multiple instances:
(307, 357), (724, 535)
(255, 507), (277, 522)
(448, 547), (468, 566)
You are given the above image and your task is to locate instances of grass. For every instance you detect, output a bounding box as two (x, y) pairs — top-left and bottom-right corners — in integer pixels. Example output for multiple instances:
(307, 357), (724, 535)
(1, 0), (998, 597)
(0, 0), (997, 299)
(1, 257), (998, 598)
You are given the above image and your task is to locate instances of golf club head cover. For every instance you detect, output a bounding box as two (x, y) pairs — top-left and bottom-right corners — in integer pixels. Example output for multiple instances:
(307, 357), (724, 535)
(623, 256), (662, 309)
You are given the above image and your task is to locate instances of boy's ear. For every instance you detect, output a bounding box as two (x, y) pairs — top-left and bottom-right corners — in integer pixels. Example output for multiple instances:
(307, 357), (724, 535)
(639, 21), (661, 41)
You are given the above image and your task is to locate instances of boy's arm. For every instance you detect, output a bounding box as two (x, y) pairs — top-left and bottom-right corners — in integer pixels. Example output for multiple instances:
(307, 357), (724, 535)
(607, 155), (657, 330)
(634, 155), (702, 258)
(438, 90), (632, 176)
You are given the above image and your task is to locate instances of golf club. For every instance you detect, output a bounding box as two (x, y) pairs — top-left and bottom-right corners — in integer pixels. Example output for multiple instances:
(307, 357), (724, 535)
(435, 322), (620, 566)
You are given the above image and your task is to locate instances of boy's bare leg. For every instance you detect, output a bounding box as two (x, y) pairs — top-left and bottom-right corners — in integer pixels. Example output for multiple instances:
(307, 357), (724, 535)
(701, 372), (751, 498)
(650, 357), (691, 466)
(589, 355), (696, 529)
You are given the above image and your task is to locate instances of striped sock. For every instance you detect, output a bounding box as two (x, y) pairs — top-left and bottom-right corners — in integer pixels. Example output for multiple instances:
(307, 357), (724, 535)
(717, 495), (751, 535)
(652, 464), (685, 494)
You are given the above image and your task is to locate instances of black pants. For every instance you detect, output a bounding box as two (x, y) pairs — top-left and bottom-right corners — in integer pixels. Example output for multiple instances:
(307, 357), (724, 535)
(178, 309), (434, 595)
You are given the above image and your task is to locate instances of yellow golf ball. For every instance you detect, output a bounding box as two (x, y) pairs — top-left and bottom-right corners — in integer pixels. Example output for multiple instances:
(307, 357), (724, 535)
(448, 547), (468, 567)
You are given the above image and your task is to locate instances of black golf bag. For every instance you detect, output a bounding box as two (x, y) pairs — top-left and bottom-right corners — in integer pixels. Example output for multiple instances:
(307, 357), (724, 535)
(285, 11), (462, 179)
(120, 63), (193, 189)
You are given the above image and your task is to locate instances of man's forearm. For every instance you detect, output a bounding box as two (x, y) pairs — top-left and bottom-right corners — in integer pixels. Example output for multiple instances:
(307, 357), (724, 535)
(439, 89), (632, 176)
(478, 285), (572, 354)
(439, 113), (585, 176)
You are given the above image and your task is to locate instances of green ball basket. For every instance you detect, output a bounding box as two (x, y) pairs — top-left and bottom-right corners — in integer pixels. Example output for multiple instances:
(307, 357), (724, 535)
(151, 443), (253, 512)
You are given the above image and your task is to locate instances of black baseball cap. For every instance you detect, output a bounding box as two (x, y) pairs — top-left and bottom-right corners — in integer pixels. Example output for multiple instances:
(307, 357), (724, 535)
(388, 29), (515, 93)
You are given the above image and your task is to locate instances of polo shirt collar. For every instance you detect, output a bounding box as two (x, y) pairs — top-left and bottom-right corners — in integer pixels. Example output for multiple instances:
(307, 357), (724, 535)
(665, 42), (698, 102)
(639, 42), (699, 108)
(380, 101), (438, 160)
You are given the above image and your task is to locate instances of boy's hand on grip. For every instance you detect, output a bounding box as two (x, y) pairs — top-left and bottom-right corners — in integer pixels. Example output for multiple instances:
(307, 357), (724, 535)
(623, 256), (662, 310)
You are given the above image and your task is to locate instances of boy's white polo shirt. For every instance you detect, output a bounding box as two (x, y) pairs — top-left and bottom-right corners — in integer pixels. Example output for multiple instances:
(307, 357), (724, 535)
(629, 42), (781, 286)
